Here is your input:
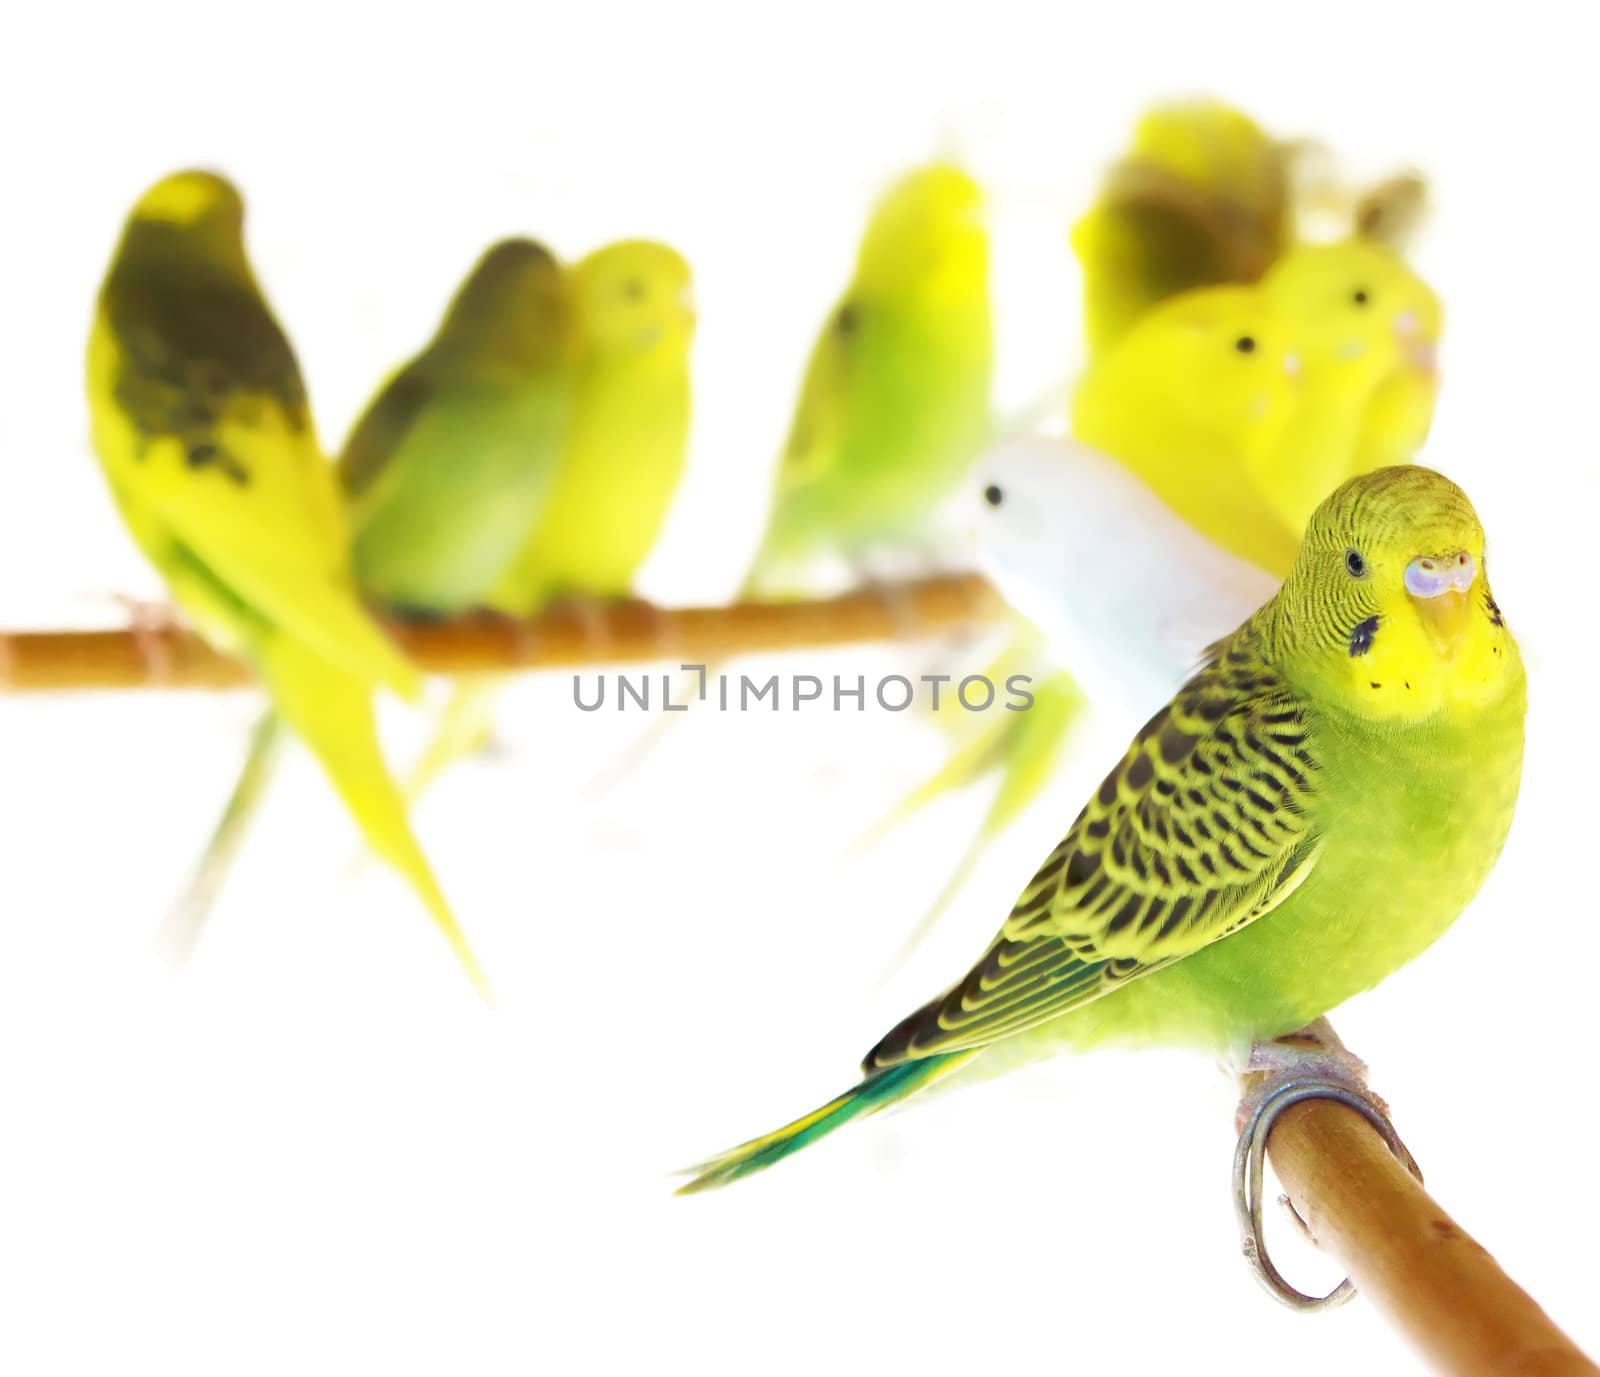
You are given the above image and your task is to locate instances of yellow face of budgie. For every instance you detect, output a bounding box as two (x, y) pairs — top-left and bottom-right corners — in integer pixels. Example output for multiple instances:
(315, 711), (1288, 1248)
(1122, 284), (1303, 457)
(1279, 465), (1516, 721)
(570, 240), (694, 356)
(1262, 239), (1441, 383)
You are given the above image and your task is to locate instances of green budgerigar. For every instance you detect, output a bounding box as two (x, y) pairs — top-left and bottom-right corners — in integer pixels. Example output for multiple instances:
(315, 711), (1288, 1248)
(748, 162), (993, 589)
(341, 237), (574, 615)
(85, 170), (487, 990)
(683, 465), (1524, 1190)
(619, 169), (990, 786)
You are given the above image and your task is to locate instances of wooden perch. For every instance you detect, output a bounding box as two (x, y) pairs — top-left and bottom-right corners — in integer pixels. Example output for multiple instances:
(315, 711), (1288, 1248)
(1260, 1095), (1597, 1376)
(0, 572), (1007, 693)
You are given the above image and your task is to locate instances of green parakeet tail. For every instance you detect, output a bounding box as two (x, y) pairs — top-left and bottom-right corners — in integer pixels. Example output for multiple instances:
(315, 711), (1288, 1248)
(161, 710), (288, 960)
(678, 1051), (973, 1194)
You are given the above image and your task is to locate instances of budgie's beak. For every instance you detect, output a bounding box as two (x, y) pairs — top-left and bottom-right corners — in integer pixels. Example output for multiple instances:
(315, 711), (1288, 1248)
(1405, 551), (1476, 656)
(1393, 310), (1439, 375)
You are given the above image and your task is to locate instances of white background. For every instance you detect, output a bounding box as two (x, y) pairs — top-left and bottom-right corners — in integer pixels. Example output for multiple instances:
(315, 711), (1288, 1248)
(1, 2), (1596, 1372)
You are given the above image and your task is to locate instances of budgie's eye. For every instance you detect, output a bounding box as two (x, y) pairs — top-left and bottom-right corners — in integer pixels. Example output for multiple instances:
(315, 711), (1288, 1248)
(983, 483), (1004, 508)
(1345, 548), (1368, 578)
(1234, 335), (1256, 354)
(1352, 288), (1371, 306)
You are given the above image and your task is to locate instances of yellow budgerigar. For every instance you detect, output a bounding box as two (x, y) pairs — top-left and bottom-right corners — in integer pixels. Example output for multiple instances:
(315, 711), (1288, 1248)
(488, 240), (694, 614)
(1071, 283), (1306, 575)
(1256, 238), (1443, 532)
(85, 169), (486, 991)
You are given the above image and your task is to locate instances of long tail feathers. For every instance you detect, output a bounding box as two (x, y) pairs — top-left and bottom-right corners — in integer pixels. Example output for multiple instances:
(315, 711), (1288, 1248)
(160, 709), (288, 962)
(677, 1051), (973, 1194)
(262, 638), (492, 999)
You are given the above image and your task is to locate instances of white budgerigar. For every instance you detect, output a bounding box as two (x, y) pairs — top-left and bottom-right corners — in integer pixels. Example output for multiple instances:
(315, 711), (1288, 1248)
(971, 437), (1278, 712)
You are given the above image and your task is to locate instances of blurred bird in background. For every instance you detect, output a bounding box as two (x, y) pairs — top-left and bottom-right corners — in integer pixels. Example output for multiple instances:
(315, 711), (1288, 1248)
(486, 241), (694, 616)
(1071, 99), (1294, 358)
(344, 239), (575, 617)
(171, 238), (577, 944)
(84, 170), (489, 992)
(167, 229), (695, 949)
(972, 437), (1277, 715)
(745, 162), (994, 592)
(611, 162), (993, 783)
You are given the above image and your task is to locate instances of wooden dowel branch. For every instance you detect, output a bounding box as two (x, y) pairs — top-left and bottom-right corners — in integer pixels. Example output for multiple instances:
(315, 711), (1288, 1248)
(1263, 1096), (1597, 1376)
(0, 572), (1007, 693)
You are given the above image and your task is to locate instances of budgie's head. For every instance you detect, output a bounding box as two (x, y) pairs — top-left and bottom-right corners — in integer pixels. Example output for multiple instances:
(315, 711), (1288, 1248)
(855, 163), (987, 298)
(1119, 285), (1302, 457)
(438, 238), (566, 360)
(571, 240), (694, 356)
(121, 169), (248, 270)
(1262, 239), (1441, 383)
(1129, 99), (1281, 200)
(1275, 465), (1515, 718)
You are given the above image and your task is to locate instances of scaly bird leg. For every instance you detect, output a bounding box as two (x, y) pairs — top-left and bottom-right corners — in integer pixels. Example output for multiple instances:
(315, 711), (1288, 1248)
(1232, 1017), (1383, 1133)
(1229, 1018), (1421, 1310)
(112, 595), (183, 681)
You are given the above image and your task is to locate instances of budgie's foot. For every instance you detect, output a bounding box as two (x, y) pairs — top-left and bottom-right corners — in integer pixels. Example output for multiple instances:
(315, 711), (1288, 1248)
(545, 595), (617, 656)
(500, 594), (604, 668)
(113, 595), (183, 680)
(1231, 1018), (1420, 1310)
(629, 596), (676, 663)
(1233, 1018), (1383, 1134)
(844, 557), (933, 644)
(589, 595), (673, 662)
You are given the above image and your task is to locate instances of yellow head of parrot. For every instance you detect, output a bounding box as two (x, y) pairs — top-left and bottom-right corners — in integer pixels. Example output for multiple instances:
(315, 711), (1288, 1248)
(133, 170), (242, 226)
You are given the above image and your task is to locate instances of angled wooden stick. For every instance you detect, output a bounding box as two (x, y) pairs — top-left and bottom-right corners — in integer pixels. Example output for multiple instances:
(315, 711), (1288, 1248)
(0, 573), (1007, 693)
(1261, 1094), (1597, 1376)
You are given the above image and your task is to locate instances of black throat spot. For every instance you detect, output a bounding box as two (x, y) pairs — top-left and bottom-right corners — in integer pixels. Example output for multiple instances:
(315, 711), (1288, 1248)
(1348, 615), (1380, 657)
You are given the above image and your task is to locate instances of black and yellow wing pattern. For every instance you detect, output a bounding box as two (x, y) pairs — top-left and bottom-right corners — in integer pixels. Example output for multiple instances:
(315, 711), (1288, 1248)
(865, 625), (1323, 1070)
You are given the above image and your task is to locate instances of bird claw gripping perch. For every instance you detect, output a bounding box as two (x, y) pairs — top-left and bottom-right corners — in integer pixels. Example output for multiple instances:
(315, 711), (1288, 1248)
(1232, 1074), (1423, 1311)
